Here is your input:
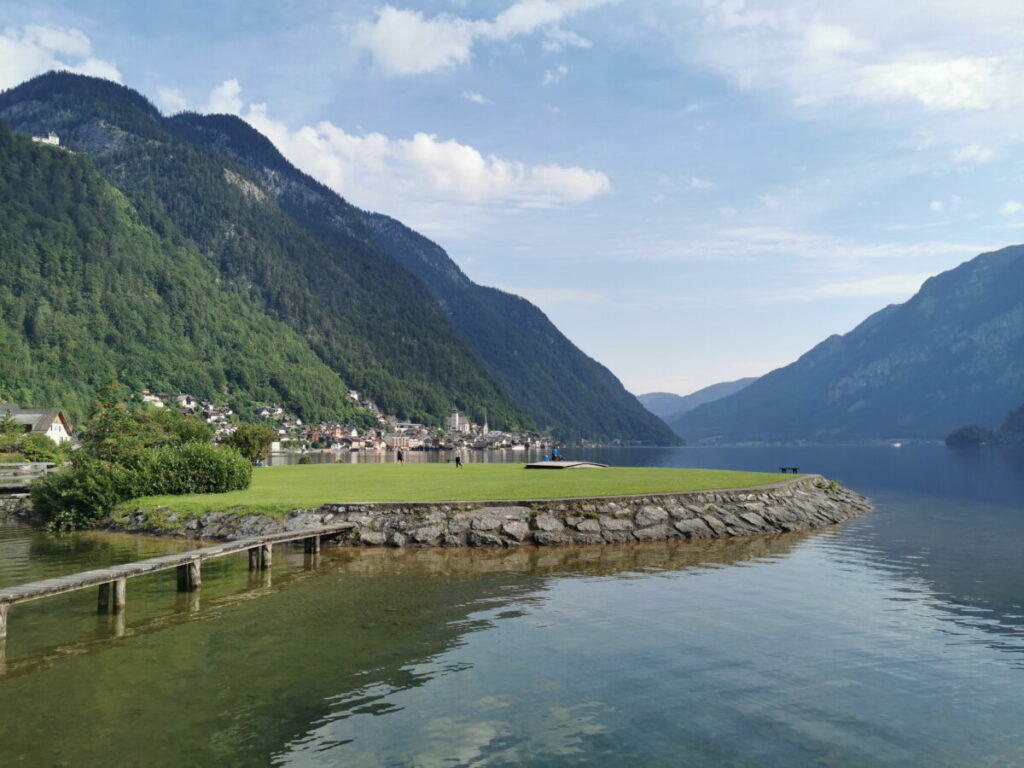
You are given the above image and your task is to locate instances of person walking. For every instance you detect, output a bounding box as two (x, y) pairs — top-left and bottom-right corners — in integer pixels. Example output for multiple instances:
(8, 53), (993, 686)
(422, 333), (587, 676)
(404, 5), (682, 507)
(454, 448), (463, 469)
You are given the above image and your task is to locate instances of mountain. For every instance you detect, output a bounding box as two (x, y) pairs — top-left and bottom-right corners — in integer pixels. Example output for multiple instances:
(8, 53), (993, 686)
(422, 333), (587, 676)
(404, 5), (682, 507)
(359, 213), (678, 444)
(673, 246), (1024, 442)
(638, 378), (757, 422)
(0, 121), (371, 424)
(0, 72), (674, 441)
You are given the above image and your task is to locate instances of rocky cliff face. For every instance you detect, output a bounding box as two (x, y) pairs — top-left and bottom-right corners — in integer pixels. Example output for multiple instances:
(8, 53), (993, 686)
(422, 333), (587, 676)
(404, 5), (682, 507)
(673, 245), (1024, 442)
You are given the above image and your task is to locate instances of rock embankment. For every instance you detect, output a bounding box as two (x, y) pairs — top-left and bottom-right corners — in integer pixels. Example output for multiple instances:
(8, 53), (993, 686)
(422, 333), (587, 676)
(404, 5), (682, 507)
(111, 475), (871, 546)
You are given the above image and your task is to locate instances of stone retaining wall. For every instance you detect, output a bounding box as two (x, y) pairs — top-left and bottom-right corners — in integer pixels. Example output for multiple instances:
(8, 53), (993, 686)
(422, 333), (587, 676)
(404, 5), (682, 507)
(111, 475), (871, 546)
(0, 494), (35, 524)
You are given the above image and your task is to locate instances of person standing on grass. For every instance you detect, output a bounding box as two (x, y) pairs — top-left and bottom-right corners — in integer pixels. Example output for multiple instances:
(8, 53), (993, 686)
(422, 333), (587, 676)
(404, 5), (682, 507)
(396, 448), (404, 465)
(454, 448), (463, 469)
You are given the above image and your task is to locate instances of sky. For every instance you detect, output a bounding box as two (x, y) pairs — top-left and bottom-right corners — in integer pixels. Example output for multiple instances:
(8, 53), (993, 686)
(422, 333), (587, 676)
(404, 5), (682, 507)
(1, 0), (1021, 396)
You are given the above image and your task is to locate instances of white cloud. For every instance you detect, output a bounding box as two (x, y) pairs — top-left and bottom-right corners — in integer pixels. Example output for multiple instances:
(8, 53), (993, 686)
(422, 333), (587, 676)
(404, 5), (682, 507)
(0, 24), (121, 91)
(929, 200), (943, 213)
(999, 200), (1021, 216)
(352, 0), (613, 75)
(759, 194), (781, 209)
(804, 23), (870, 58)
(860, 55), (1016, 112)
(951, 143), (993, 164)
(543, 26), (592, 52)
(156, 86), (189, 114)
(204, 79), (243, 115)
(689, 176), (717, 189)
(461, 90), (491, 105)
(230, 84), (609, 231)
(543, 64), (568, 85)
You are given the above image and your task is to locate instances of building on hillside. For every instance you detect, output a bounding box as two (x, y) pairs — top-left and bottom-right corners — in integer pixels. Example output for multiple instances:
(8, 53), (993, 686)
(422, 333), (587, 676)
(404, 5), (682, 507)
(448, 408), (471, 434)
(0, 403), (73, 443)
(141, 390), (165, 408)
(32, 132), (60, 146)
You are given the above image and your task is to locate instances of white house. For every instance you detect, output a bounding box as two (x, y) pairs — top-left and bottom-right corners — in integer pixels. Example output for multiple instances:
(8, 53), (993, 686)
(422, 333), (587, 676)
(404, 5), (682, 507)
(0, 403), (73, 444)
(31, 132), (60, 146)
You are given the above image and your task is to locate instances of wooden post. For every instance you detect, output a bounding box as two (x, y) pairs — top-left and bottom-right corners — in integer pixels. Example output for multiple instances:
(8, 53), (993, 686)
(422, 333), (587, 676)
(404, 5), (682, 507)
(98, 582), (111, 613)
(259, 543), (272, 570)
(248, 547), (260, 571)
(176, 560), (202, 592)
(112, 610), (126, 638)
(303, 536), (320, 554)
(0, 602), (7, 639)
(188, 560), (202, 591)
(112, 578), (126, 614)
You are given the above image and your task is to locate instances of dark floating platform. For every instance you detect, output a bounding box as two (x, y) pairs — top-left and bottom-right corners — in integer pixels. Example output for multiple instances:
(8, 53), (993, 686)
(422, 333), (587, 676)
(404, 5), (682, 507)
(524, 461), (609, 470)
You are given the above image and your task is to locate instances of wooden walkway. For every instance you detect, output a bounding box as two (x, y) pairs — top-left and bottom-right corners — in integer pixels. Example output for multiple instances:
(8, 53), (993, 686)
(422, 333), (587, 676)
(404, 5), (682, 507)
(0, 521), (357, 640)
(0, 462), (56, 490)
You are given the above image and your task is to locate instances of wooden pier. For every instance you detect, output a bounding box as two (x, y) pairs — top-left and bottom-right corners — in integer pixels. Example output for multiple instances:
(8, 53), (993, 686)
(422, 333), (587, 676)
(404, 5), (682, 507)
(0, 522), (354, 641)
(0, 462), (56, 491)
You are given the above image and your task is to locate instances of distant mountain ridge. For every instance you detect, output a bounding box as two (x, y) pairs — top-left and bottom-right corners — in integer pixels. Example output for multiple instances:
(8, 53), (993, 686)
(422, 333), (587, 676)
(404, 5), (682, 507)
(361, 213), (677, 444)
(0, 71), (675, 442)
(672, 245), (1024, 442)
(638, 378), (757, 422)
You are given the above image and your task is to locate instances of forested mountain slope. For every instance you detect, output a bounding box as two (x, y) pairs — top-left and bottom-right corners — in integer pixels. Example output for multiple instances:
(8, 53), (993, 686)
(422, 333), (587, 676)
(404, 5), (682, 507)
(0, 71), (673, 442)
(0, 72), (525, 429)
(167, 108), (675, 443)
(0, 122), (369, 424)
(673, 246), (1024, 442)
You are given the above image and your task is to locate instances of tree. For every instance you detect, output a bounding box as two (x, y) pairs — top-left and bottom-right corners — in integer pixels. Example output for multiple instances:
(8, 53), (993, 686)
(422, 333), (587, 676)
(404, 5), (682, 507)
(0, 412), (23, 453)
(222, 424), (277, 464)
(945, 424), (995, 447)
(77, 381), (145, 464)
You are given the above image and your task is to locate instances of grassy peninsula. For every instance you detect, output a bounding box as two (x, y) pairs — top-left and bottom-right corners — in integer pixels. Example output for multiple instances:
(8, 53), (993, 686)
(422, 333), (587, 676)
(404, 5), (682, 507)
(117, 463), (790, 519)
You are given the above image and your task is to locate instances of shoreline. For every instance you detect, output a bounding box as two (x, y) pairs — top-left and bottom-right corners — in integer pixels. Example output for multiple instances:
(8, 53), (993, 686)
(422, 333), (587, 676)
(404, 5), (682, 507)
(107, 474), (872, 547)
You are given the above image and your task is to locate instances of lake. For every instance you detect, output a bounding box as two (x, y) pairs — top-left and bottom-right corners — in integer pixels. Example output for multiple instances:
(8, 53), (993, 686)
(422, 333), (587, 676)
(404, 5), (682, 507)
(1, 444), (1022, 766)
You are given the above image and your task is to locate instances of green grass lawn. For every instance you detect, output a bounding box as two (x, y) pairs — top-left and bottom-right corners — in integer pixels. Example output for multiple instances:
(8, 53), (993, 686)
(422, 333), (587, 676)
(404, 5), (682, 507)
(118, 463), (792, 519)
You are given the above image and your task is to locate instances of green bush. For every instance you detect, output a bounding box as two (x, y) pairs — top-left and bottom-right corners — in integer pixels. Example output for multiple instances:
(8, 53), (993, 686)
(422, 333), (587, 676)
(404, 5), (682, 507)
(31, 460), (140, 530)
(136, 443), (252, 496)
(21, 433), (62, 463)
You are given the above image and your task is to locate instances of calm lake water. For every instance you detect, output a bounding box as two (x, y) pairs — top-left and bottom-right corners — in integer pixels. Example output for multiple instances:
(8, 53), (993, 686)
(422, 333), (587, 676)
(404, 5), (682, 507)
(1, 444), (1023, 766)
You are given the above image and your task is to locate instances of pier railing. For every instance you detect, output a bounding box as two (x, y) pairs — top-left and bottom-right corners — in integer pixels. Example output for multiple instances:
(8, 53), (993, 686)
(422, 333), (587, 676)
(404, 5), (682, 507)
(0, 462), (56, 490)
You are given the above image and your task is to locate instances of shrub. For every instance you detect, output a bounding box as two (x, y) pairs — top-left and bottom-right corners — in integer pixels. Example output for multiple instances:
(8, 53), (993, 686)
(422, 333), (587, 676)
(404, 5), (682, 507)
(136, 443), (252, 496)
(222, 424), (277, 464)
(21, 433), (62, 463)
(31, 460), (140, 530)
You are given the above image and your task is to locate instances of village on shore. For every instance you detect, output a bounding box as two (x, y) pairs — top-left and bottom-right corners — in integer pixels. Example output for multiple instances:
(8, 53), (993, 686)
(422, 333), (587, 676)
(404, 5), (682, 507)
(139, 389), (556, 455)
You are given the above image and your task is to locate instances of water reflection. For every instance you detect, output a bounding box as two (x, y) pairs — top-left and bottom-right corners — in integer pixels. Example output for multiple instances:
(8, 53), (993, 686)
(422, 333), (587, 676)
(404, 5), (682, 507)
(0, 532), (817, 767)
(3, 444), (1024, 766)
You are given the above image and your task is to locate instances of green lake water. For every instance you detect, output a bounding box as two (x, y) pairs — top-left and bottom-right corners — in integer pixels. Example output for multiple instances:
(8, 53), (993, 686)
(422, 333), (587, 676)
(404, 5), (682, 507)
(1, 445), (1023, 766)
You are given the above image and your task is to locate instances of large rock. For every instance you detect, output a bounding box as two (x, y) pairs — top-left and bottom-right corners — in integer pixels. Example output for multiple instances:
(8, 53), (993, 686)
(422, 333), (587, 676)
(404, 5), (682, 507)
(534, 530), (571, 546)
(636, 505), (669, 527)
(532, 515), (565, 532)
(501, 520), (530, 541)
(673, 518), (713, 539)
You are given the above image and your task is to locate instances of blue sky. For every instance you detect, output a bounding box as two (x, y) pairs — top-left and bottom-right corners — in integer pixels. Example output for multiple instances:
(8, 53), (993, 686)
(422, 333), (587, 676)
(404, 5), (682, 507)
(1, 1), (1020, 395)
